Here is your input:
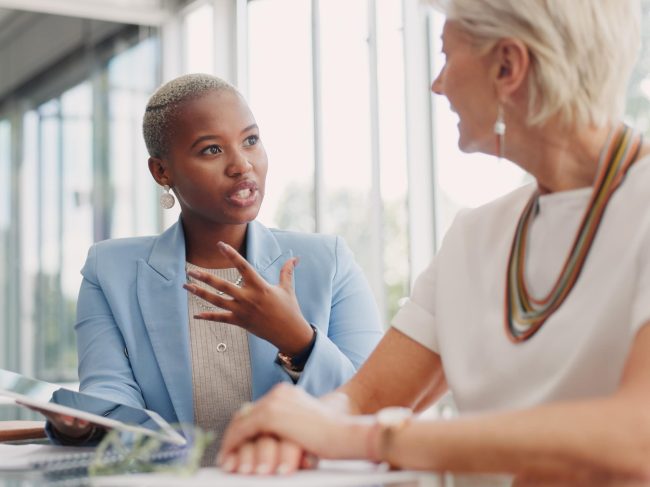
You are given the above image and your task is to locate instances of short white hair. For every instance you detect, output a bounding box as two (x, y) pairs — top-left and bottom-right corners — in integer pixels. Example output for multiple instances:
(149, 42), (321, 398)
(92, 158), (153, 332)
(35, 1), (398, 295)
(143, 73), (236, 158)
(428, 0), (641, 127)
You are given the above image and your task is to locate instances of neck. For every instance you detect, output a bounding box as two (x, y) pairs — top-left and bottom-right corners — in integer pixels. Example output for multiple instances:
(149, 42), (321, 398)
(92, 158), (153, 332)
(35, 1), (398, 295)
(181, 215), (249, 268)
(505, 119), (615, 194)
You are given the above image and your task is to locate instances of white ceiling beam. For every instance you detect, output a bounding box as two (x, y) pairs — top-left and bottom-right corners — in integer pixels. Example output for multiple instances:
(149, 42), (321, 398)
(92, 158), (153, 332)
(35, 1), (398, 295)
(0, 0), (170, 26)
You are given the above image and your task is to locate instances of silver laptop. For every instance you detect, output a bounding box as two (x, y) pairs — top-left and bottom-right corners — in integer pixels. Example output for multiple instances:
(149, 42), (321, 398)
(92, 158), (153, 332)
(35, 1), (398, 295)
(0, 368), (186, 446)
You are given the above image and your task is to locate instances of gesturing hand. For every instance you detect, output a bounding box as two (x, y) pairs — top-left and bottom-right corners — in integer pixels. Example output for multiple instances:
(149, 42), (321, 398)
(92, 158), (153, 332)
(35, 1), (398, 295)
(183, 241), (314, 355)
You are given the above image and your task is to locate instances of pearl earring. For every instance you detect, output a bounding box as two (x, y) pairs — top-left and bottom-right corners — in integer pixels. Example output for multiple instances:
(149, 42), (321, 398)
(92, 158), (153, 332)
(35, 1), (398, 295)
(494, 104), (506, 161)
(160, 184), (175, 209)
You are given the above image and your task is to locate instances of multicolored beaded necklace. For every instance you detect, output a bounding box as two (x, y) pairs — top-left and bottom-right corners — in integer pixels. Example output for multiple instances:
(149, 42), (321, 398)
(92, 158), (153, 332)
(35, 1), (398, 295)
(505, 124), (642, 343)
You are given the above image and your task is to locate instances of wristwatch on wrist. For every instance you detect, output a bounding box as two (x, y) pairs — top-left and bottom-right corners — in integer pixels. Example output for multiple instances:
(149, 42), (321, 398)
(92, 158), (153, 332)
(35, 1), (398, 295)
(276, 325), (318, 372)
(368, 406), (413, 467)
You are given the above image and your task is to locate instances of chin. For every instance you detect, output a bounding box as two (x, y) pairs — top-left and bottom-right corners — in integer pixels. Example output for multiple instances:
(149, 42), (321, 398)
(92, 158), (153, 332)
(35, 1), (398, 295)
(232, 206), (261, 224)
(457, 135), (489, 155)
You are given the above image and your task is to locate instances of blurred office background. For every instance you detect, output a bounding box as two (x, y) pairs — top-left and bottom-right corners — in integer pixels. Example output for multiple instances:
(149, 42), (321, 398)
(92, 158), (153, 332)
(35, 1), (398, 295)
(0, 0), (649, 386)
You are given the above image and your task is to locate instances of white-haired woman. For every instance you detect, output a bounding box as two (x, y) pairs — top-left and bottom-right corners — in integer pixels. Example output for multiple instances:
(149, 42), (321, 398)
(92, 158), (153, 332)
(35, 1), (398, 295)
(43, 74), (383, 454)
(216, 0), (650, 482)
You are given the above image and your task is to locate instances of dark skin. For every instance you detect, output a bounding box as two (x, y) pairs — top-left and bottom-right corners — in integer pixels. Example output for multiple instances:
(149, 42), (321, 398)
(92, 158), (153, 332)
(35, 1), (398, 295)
(153, 89), (314, 355)
(45, 89), (314, 440)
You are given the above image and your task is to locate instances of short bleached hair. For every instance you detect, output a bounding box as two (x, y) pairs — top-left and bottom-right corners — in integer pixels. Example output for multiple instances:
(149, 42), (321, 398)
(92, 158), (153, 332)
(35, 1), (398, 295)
(143, 73), (237, 158)
(427, 0), (641, 128)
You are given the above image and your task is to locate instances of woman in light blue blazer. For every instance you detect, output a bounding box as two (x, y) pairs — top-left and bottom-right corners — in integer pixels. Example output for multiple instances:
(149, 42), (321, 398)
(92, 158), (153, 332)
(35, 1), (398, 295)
(47, 73), (382, 446)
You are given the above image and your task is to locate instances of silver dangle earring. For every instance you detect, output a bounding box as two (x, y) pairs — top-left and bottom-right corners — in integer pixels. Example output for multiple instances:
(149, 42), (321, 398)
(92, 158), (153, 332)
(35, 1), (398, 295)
(160, 184), (175, 209)
(494, 104), (506, 161)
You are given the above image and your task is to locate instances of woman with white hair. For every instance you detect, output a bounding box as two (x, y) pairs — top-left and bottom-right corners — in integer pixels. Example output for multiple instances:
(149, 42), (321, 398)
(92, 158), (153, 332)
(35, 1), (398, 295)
(216, 0), (650, 481)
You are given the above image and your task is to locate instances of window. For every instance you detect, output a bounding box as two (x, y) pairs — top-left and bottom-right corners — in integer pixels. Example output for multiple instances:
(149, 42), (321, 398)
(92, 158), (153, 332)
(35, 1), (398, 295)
(0, 119), (11, 366)
(2, 31), (160, 381)
(183, 1), (215, 74)
(247, 0), (410, 322)
(108, 38), (160, 238)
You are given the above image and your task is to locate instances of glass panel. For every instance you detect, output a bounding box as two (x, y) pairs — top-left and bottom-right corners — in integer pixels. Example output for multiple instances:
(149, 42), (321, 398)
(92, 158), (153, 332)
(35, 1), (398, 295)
(248, 0), (315, 232)
(61, 82), (94, 374)
(38, 101), (63, 378)
(20, 111), (39, 377)
(183, 2), (215, 74)
(0, 120), (10, 368)
(430, 13), (527, 247)
(626, 0), (650, 133)
(108, 39), (160, 238)
(318, 0), (374, 272)
(0, 120), (10, 229)
(377, 0), (410, 319)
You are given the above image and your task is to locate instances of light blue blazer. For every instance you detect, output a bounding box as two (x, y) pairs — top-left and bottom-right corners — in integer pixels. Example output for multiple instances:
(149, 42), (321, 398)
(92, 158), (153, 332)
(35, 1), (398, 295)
(73, 220), (383, 426)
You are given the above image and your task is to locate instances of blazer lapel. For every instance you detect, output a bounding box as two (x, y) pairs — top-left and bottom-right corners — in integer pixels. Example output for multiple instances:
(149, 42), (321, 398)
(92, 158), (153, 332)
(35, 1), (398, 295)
(245, 221), (295, 399)
(137, 221), (194, 425)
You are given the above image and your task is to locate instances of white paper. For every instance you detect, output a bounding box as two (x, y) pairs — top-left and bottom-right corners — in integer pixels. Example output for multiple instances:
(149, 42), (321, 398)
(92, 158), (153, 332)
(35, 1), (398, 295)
(90, 460), (438, 486)
(0, 443), (96, 470)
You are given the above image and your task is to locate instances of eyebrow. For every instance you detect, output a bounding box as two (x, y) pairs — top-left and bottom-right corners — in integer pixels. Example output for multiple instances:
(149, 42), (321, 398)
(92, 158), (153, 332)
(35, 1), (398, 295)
(190, 124), (259, 149)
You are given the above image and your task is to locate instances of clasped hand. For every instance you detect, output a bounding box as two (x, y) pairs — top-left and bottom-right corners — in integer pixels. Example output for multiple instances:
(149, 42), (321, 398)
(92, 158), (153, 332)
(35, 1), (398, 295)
(182, 241), (314, 355)
(217, 384), (357, 474)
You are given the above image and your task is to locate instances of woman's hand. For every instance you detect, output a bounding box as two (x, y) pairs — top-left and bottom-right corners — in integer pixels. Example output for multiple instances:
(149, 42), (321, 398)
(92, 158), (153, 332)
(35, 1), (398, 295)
(217, 384), (371, 474)
(183, 241), (314, 355)
(19, 402), (97, 440)
(218, 435), (315, 475)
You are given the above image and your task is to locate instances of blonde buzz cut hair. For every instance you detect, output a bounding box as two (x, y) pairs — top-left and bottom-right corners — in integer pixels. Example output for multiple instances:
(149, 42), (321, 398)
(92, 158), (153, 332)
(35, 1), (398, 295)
(427, 0), (642, 128)
(143, 73), (236, 158)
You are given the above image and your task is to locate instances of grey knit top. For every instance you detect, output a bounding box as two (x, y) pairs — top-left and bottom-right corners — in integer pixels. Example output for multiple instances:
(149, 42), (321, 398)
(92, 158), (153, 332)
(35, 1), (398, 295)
(185, 263), (252, 464)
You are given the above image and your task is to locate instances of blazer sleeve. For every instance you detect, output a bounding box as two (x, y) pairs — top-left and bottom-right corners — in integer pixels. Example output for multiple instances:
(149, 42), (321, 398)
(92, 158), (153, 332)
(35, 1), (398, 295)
(47, 245), (146, 444)
(74, 245), (146, 408)
(291, 236), (384, 396)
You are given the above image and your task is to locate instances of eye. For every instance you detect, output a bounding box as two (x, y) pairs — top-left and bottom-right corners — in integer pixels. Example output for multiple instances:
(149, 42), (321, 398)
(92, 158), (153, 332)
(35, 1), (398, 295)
(243, 135), (259, 147)
(201, 144), (222, 155)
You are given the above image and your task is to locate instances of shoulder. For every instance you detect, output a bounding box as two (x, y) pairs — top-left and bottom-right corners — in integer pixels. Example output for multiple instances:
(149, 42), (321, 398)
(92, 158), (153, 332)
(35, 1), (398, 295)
(623, 153), (650, 203)
(90, 235), (158, 259)
(443, 183), (535, 244)
(260, 225), (360, 276)
(615, 153), (650, 242)
(266, 227), (341, 255)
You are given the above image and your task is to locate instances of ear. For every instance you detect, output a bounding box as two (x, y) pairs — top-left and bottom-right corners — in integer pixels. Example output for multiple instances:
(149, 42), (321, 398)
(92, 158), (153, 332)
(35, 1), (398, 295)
(148, 157), (172, 186)
(492, 38), (529, 101)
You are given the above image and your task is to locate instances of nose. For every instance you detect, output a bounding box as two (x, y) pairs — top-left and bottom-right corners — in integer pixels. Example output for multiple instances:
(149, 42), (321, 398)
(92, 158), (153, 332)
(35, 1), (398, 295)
(226, 151), (253, 177)
(431, 66), (445, 95)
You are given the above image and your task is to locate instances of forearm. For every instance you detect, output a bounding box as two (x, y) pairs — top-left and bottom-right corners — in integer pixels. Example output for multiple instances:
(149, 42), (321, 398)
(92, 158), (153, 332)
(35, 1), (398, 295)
(329, 328), (448, 415)
(387, 396), (650, 479)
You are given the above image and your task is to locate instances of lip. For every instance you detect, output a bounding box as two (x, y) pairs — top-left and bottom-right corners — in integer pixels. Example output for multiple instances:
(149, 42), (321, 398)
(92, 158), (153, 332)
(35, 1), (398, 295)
(225, 180), (259, 208)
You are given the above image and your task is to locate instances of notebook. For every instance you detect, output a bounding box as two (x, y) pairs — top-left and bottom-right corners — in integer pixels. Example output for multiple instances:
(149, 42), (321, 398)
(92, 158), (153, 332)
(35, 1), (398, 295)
(0, 368), (186, 446)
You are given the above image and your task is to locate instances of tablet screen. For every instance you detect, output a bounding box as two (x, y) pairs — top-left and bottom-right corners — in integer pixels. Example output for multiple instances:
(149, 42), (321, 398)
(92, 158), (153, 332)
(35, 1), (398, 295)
(0, 368), (186, 446)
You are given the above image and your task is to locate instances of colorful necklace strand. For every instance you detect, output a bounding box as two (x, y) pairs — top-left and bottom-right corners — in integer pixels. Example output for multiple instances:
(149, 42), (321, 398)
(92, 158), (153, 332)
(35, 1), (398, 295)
(505, 124), (642, 343)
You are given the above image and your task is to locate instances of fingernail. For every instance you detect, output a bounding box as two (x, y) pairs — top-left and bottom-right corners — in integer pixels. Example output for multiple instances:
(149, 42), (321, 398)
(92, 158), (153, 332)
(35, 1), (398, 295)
(256, 464), (271, 475)
(187, 270), (201, 278)
(62, 417), (73, 426)
(277, 463), (292, 475)
(222, 457), (236, 472)
(239, 463), (252, 474)
(304, 454), (317, 469)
